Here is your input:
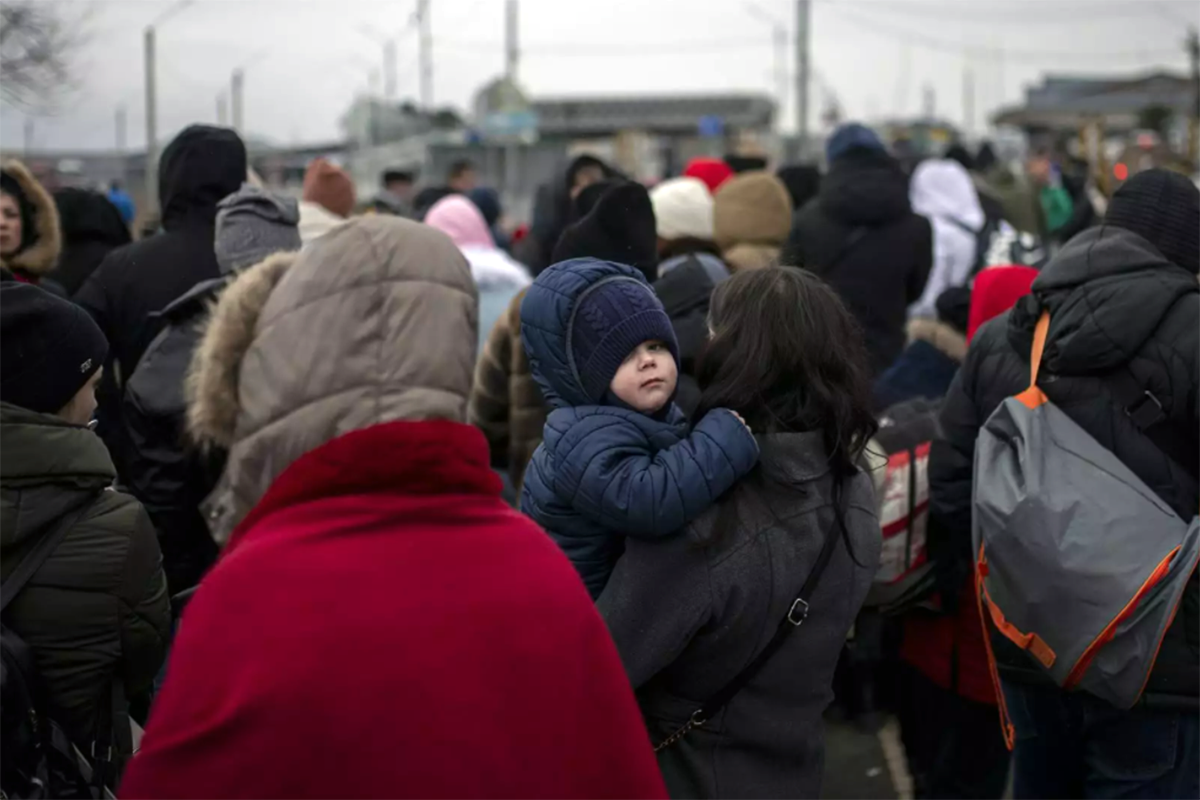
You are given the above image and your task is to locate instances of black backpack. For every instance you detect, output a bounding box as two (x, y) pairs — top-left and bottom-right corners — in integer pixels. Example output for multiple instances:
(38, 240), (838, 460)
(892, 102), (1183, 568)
(948, 216), (1002, 279)
(1, 496), (121, 799)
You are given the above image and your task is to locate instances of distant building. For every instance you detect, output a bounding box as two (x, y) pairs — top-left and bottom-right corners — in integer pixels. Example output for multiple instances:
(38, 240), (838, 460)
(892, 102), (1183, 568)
(529, 92), (777, 179)
(993, 71), (1192, 135)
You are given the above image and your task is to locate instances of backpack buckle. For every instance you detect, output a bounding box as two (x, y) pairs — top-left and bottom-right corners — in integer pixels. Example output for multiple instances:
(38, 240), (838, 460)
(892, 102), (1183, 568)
(90, 742), (113, 762)
(787, 598), (810, 626)
(1126, 391), (1165, 430)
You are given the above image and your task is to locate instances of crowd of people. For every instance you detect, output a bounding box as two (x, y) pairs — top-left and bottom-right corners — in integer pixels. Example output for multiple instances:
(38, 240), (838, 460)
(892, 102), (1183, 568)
(0, 117), (1196, 800)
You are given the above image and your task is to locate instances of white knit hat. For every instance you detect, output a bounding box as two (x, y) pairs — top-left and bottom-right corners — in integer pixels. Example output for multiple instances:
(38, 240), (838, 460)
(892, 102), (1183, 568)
(650, 176), (715, 242)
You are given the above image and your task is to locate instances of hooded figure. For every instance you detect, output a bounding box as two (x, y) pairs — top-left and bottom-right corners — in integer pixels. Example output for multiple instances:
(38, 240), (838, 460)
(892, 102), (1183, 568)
(424, 194), (530, 356)
(908, 158), (986, 318)
(50, 187), (132, 297)
(519, 257), (759, 597)
(783, 123), (933, 376)
(929, 169), (1199, 800)
(120, 217), (667, 800)
(551, 181), (659, 283)
(0, 160), (62, 286)
(76, 125), (247, 481)
(1, 284), (170, 785)
(121, 184), (301, 594)
(713, 171), (793, 272)
(512, 154), (618, 276)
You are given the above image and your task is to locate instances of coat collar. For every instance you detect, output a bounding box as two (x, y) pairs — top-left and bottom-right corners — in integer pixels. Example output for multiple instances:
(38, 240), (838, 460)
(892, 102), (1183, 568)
(226, 420), (502, 551)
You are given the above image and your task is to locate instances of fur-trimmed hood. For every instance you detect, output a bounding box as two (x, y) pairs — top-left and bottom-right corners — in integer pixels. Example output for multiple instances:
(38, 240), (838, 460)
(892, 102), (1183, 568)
(906, 317), (967, 363)
(1, 159), (61, 277)
(187, 215), (478, 541)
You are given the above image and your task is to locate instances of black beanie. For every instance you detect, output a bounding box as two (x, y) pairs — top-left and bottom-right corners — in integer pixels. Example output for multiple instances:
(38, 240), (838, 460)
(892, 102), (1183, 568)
(1105, 169), (1200, 275)
(1, 283), (108, 414)
(552, 182), (659, 282)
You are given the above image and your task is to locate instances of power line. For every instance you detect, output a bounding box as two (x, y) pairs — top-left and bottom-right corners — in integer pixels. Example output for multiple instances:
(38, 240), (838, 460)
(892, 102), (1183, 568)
(828, 5), (1180, 64)
(822, 0), (1177, 25)
(436, 37), (778, 57)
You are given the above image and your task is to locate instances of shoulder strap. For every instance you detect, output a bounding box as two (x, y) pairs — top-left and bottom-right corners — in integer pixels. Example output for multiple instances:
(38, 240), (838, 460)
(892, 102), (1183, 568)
(1, 495), (97, 614)
(1107, 367), (1198, 481)
(824, 227), (869, 272)
(656, 480), (848, 751)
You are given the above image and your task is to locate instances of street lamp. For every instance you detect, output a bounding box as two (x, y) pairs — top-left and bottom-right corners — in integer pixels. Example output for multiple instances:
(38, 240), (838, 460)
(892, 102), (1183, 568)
(144, 0), (195, 214)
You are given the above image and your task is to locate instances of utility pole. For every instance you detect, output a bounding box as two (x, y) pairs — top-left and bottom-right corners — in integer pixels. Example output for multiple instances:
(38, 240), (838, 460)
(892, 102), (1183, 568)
(773, 24), (787, 131)
(22, 117), (33, 155)
(144, 25), (157, 213)
(384, 39), (398, 99)
(418, 0), (433, 111)
(962, 54), (975, 137)
(1187, 25), (1199, 166)
(217, 93), (228, 126)
(116, 105), (127, 188)
(795, 0), (810, 154)
(231, 68), (245, 134)
(922, 83), (936, 120)
(505, 0), (519, 82)
(115, 105), (127, 152)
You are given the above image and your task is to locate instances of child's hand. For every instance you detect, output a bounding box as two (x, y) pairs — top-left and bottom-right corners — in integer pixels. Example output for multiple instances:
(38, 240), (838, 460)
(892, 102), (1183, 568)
(727, 410), (751, 433)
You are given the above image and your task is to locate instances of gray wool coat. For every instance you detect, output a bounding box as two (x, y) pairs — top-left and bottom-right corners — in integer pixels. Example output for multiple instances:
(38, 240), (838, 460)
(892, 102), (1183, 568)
(597, 431), (881, 799)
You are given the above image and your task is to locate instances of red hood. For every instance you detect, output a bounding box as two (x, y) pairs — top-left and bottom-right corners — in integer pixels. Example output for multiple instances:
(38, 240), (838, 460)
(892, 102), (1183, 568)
(226, 419), (501, 552)
(123, 419), (666, 799)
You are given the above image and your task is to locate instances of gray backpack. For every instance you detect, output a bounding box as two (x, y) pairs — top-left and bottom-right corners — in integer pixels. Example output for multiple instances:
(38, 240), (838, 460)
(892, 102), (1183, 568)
(972, 311), (1200, 746)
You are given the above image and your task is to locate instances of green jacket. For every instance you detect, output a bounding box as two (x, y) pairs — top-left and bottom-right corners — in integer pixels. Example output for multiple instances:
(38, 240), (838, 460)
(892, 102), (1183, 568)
(0, 402), (170, 751)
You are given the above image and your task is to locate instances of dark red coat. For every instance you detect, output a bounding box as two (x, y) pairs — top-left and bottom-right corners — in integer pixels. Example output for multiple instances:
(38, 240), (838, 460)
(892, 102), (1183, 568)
(121, 420), (666, 800)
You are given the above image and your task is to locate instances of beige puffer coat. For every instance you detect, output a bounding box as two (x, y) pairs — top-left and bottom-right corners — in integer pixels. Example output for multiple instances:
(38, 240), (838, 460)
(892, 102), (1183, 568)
(186, 216), (478, 542)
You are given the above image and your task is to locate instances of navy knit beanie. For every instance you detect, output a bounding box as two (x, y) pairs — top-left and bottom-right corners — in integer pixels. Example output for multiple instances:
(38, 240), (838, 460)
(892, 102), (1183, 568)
(1105, 169), (1199, 275)
(826, 123), (885, 163)
(0, 283), (108, 414)
(570, 276), (679, 403)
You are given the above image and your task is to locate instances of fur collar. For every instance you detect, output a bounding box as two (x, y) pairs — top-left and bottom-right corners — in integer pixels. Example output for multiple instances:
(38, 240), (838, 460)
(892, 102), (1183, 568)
(906, 318), (967, 363)
(1, 160), (61, 276)
(186, 250), (297, 448)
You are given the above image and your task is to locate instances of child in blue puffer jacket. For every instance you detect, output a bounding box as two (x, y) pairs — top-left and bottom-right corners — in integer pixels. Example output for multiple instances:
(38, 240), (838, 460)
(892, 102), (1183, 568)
(520, 256), (760, 597)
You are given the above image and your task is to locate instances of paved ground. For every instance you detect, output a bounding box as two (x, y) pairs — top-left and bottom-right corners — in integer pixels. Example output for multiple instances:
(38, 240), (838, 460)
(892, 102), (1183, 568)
(821, 715), (908, 800)
(821, 713), (1013, 800)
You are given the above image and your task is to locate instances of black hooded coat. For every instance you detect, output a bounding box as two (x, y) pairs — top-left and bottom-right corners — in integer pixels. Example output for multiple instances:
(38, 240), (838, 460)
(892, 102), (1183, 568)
(76, 125), (246, 483)
(51, 188), (132, 297)
(783, 150), (933, 375)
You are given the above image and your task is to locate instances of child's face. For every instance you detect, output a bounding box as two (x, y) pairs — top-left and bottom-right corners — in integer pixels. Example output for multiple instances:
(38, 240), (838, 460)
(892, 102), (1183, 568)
(610, 340), (677, 413)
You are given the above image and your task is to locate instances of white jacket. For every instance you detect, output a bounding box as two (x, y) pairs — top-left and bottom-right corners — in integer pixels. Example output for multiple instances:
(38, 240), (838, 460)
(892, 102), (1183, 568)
(908, 159), (985, 318)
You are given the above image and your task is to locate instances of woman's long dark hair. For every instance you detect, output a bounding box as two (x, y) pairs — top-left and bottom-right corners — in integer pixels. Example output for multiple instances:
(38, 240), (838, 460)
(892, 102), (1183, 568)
(694, 266), (877, 475)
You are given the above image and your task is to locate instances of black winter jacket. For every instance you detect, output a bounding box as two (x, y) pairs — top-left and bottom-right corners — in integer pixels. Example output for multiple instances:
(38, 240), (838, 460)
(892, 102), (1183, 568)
(783, 151), (933, 376)
(0, 403), (171, 752)
(123, 279), (226, 594)
(929, 225), (1199, 703)
(50, 187), (131, 298)
(76, 126), (246, 482)
(653, 254), (725, 416)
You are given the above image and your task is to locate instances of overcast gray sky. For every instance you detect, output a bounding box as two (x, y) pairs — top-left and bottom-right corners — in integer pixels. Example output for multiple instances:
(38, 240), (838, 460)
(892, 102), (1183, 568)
(1, 0), (1194, 151)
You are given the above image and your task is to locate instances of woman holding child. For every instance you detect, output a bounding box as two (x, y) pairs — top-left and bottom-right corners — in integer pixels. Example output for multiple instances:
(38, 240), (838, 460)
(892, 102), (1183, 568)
(596, 267), (882, 799)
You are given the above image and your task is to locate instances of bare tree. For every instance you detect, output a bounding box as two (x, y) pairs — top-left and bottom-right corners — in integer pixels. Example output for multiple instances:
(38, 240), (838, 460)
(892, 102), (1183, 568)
(0, 1), (90, 111)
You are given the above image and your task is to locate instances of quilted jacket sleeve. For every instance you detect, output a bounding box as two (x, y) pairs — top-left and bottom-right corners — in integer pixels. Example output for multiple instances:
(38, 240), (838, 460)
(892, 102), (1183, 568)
(928, 337), (985, 567)
(556, 409), (759, 538)
(469, 309), (514, 470)
(116, 501), (171, 699)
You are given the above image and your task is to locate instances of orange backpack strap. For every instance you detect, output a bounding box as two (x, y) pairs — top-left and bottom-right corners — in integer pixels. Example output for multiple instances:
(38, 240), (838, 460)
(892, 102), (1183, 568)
(1017, 311), (1050, 409)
